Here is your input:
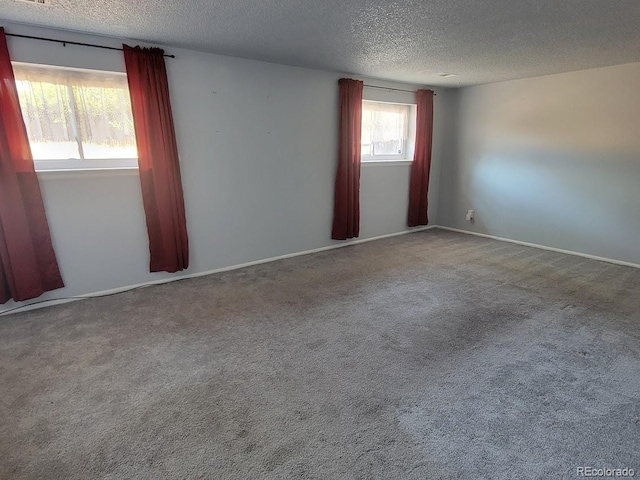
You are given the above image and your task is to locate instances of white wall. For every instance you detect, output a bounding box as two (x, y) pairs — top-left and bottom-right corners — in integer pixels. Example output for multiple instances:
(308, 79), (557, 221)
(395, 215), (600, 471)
(438, 62), (640, 265)
(1, 22), (454, 313)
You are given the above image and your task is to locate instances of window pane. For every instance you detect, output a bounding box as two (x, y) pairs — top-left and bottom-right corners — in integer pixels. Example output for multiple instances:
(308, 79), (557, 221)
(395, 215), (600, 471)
(361, 108), (374, 156)
(13, 63), (137, 166)
(14, 77), (80, 160)
(72, 83), (137, 160)
(361, 101), (408, 158)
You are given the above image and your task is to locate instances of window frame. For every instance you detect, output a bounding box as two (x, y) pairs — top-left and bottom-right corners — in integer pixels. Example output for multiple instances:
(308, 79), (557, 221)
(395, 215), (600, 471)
(12, 61), (139, 172)
(361, 99), (415, 163)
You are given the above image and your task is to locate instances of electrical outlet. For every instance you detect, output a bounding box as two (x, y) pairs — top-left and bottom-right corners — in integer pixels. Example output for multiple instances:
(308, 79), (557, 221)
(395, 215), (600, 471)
(466, 209), (475, 221)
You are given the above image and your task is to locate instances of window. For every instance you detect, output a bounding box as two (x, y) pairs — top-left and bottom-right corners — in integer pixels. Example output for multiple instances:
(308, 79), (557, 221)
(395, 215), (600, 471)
(361, 100), (413, 162)
(12, 63), (138, 171)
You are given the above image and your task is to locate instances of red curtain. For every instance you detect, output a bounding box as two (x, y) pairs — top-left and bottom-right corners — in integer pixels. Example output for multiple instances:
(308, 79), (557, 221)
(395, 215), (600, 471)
(123, 45), (189, 273)
(0, 28), (64, 304)
(332, 78), (363, 240)
(408, 89), (434, 227)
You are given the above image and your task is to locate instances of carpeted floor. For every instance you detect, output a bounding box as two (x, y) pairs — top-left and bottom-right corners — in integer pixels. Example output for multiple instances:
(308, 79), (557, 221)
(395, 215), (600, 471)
(1, 229), (639, 479)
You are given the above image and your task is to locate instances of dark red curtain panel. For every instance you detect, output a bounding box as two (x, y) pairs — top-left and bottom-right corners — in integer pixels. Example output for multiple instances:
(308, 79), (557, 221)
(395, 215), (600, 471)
(0, 28), (64, 304)
(123, 45), (189, 273)
(332, 78), (363, 240)
(408, 89), (435, 227)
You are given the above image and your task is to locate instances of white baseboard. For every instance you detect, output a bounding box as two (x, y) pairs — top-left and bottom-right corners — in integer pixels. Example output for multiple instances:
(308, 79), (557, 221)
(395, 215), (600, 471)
(435, 226), (640, 269)
(0, 226), (435, 316)
(4, 224), (637, 316)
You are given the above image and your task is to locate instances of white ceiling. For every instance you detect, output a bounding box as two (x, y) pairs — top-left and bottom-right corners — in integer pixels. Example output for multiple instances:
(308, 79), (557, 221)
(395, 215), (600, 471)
(2, 0), (640, 87)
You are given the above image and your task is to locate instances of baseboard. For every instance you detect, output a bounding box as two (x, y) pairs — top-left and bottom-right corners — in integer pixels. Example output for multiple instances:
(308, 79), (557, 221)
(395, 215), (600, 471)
(0, 226), (436, 316)
(435, 226), (640, 270)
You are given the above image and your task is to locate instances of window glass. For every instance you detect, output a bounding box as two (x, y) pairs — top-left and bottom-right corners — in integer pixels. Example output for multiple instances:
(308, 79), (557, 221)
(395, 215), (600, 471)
(13, 63), (138, 170)
(361, 101), (410, 161)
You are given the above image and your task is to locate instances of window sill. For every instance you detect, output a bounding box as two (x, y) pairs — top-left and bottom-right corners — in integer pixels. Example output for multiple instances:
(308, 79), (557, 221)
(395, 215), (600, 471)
(361, 160), (413, 166)
(36, 167), (139, 180)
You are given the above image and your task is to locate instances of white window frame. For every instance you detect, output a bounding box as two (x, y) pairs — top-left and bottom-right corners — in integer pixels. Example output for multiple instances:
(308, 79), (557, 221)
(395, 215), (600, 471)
(12, 62), (139, 172)
(361, 100), (416, 163)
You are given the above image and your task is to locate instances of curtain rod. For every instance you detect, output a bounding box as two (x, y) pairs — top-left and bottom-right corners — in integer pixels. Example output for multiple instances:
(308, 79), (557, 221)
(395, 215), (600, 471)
(364, 84), (436, 96)
(5, 32), (175, 58)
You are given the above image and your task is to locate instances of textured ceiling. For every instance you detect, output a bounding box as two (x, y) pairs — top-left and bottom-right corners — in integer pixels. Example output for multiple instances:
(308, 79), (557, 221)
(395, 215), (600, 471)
(2, 0), (640, 87)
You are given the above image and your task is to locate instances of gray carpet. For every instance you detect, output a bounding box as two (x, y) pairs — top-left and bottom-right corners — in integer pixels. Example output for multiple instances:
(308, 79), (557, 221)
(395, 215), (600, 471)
(1, 229), (639, 479)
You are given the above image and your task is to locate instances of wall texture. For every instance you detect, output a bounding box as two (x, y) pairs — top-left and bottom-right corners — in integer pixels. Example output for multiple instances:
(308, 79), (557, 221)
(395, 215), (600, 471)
(438, 62), (640, 265)
(1, 22), (453, 313)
